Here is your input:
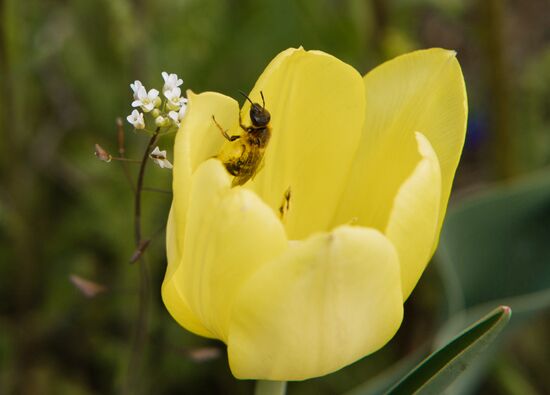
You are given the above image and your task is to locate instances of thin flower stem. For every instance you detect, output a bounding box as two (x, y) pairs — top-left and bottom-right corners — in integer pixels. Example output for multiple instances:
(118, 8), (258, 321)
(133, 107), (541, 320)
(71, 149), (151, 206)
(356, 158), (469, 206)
(124, 126), (160, 395)
(254, 381), (287, 395)
(124, 255), (151, 395)
(111, 156), (142, 163)
(134, 127), (160, 244)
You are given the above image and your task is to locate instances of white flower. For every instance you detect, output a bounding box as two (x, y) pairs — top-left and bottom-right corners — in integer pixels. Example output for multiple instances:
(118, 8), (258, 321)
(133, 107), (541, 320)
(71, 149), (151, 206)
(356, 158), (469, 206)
(149, 146), (173, 169)
(168, 102), (188, 126)
(168, 111), (179, 125)
(130, 80), (144, 100)
(132, 86), (160, 112)
(127, 109), (145, 129)
(161, 72), (183, 93)
(164, 87), (187, 110)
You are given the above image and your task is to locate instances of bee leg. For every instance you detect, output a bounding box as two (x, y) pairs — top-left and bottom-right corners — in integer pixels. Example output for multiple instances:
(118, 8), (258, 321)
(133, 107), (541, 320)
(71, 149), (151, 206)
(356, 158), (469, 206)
(239, 112), (249, 132)
(212, 115), (240, 141)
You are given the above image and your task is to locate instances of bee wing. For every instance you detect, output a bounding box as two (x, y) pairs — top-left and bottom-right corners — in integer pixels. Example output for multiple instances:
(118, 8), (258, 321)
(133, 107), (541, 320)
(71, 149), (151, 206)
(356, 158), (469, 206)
(250, 150), (267, 181)
(231, 146), (265, 187)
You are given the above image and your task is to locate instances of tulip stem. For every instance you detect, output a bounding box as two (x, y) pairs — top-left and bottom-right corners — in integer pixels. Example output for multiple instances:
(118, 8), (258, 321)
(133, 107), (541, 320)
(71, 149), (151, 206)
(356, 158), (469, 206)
(254, 381), (287, 395)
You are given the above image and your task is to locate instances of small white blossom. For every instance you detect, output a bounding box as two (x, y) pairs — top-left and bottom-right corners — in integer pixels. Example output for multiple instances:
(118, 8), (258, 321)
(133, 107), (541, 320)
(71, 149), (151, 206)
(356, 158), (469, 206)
(130, 80), (144, 100)
(132, 86), (160, 112)
(168, 111), (179, 125)
(164, 87), (187, 110)
(149, 146), (173, 169)
(161, 72), (183, 93)
(168, 102), (188, 126)
(127, 109), (145, 129)
(155, 115), (170, 127)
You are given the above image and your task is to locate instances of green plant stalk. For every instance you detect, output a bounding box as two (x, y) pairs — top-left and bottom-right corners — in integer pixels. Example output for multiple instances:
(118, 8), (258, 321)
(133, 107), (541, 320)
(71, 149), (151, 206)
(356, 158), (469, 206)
(254, 381), (287, 395)
(134, 127), (160, 244)
(124, 127), (160, 395)
(482, 0), (516, 179)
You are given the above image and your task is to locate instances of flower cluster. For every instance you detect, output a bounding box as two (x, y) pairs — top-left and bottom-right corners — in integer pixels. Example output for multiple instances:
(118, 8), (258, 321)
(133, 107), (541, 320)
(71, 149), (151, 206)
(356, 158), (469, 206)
(127, 71), (188, 130)
(126, 72), (187, 170)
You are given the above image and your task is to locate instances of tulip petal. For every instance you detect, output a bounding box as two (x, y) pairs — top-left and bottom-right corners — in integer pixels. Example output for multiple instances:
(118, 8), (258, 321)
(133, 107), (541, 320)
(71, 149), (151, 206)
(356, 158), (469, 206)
(335, 48), (466, 246)
(227, 226), (403, 380)
(243, 48), (365, 240)
(162, 92), (240, 338)
(385, 132), (442, 299)
(367, 48), (467, 237)
(175, 159), (287, 340)
(162, 206), (214, 337)
(172, 90), (239, 248)
(176, 90), (239, 172)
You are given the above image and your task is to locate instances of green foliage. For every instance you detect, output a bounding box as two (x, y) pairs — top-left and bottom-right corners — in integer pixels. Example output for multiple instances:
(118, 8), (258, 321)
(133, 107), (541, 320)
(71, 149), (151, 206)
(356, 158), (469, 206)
(432, 172), (550, 394)
(438, 172), (550, 316)
(385, 306), (511, 395)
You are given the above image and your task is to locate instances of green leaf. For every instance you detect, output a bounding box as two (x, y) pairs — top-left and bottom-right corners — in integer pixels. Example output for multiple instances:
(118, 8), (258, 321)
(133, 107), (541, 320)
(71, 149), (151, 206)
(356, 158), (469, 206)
(343, 346), (428, 395)
(384, 306), (511, 395)
(431, 172), (550, 394)
(436, 172), (550, 318)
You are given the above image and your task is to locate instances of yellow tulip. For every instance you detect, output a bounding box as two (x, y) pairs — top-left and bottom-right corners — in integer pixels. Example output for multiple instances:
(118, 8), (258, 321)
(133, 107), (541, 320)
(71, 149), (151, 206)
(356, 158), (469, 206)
(162, 47), (467, 380)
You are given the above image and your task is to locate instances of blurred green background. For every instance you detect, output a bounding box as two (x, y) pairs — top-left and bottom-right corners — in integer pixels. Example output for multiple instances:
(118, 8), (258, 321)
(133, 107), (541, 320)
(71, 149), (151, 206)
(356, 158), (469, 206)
(1, 0), (549, 394)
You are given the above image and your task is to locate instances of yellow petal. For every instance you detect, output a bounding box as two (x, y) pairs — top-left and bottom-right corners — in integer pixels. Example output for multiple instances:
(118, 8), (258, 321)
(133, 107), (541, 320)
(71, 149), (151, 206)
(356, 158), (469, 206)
(163, 92), (240, 338)
(385, 132), (442, 299)
(162, 205), (213, 338)
(243, 48), (365, 240)
(176, 90), (239, 172)
(176, 159), (287, 340)
(172, 91), (239, 249)
(165, 205), (180, 279)
(227, 226), (403, 380)
(335, 48), (467, 242)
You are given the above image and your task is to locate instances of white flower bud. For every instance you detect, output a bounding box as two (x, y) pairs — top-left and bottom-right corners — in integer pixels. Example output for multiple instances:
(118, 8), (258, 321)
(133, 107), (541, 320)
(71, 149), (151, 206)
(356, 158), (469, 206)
(155, 115), (169, 127)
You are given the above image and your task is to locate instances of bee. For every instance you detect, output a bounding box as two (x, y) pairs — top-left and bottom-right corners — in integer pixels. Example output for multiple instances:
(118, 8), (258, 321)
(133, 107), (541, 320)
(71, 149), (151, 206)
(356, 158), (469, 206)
(212, 91), (271, 187)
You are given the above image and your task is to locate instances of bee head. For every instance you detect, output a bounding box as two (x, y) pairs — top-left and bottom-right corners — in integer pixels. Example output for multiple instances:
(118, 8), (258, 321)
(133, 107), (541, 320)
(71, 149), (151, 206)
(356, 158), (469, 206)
(240, 91), (271, 127)
(250, 103), (271, 127)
